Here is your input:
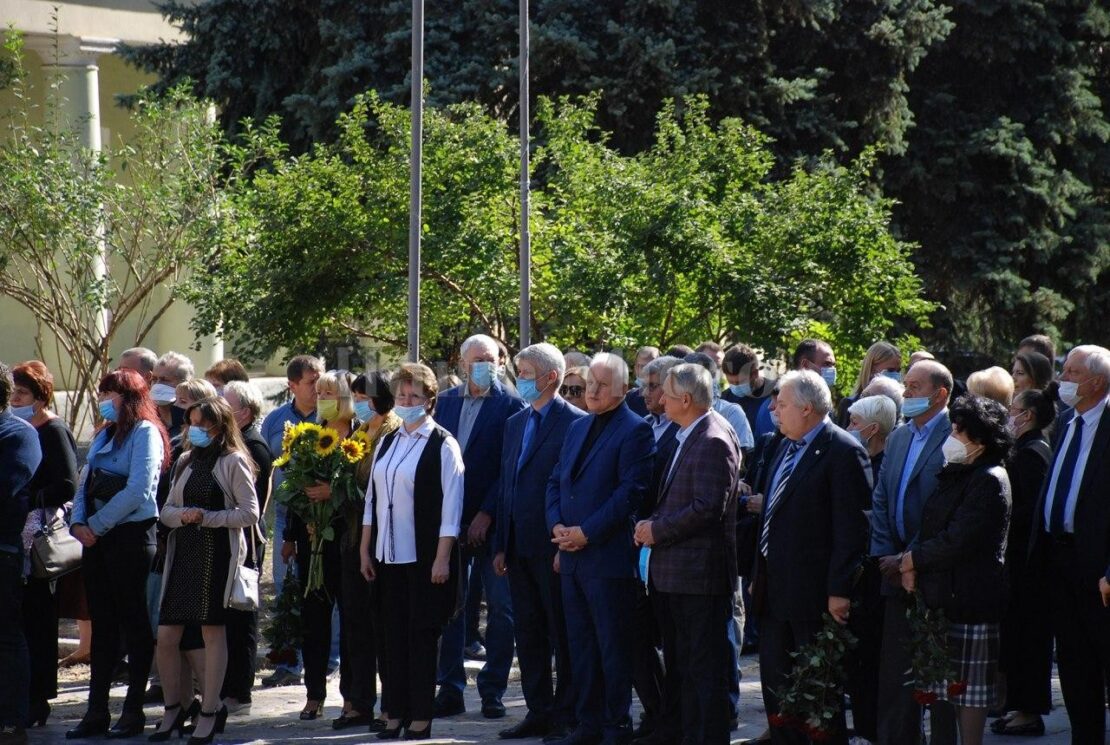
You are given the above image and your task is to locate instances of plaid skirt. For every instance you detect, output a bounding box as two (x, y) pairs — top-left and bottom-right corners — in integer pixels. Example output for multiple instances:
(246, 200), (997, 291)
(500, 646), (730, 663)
(929, 622), (1001, 708)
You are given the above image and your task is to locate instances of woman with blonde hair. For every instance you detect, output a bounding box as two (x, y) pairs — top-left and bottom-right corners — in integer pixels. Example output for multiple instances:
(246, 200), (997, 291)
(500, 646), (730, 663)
(967, 366), (1014, 407)
(835, 341), (902, 426)
(152, 397), (259, 743)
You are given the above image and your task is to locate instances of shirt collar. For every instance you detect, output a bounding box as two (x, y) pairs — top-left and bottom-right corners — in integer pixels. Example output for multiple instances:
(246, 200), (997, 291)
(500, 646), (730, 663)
(398, 416), (436, 440)
(647, 412), (671, 428)
(1075, 395), (1109, 428)
(464, 381), (494, 399)
(796, 417), (827, 446)
(676, 411), (711, 446)
(532, 397), (555, 420)
(910, 407), (948, 438)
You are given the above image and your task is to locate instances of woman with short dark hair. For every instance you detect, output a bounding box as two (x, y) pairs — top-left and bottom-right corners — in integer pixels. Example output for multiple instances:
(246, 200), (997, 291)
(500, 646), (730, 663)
(68, 369), (169, 740)
(900, 394), (1013, 745)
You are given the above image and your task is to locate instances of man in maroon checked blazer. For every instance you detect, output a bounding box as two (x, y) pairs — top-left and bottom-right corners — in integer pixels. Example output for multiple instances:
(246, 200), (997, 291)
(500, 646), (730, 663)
(634, 363), (741, 745)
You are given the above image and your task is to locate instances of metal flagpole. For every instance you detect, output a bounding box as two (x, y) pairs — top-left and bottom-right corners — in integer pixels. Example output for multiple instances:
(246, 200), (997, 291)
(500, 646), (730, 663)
(408, 0), (424, 363)
(518, 0), (531, 350)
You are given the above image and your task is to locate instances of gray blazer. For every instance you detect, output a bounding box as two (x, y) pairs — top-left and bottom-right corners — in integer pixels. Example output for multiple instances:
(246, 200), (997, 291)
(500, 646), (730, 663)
(869, 410), (951, 557)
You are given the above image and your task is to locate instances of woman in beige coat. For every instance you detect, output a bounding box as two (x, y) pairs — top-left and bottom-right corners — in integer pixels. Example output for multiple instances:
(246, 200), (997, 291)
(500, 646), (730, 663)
(151, 398), (259, 744)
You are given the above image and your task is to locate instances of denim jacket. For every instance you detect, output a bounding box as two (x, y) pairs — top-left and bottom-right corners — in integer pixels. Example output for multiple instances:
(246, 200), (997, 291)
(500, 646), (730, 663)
(72, 420), (163, 536)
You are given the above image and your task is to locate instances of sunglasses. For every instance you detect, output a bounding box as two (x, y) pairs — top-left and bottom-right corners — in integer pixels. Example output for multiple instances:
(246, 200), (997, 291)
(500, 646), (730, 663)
(560, 385), (585, 398)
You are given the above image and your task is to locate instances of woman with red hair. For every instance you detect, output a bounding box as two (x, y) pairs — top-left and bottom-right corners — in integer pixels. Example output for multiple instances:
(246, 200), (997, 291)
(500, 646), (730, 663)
(67, 368), (169, 740)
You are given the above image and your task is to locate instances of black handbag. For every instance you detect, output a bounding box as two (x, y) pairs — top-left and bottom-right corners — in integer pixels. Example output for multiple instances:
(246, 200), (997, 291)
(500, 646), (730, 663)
(30, 505), (82, 580)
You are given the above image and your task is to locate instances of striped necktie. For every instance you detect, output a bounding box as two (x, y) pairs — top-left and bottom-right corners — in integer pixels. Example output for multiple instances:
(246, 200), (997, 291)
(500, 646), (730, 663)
(760, 439), (803, 557)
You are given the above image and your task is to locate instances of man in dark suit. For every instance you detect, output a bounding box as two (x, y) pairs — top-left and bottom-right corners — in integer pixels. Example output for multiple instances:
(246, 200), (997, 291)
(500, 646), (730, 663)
(634, 364), (741, 745)
(625, 347), (659, 418)
(546, 353), (656, 745)
(493, 344), (588, 741)
(752, 370), (871, 745)
(870, 360), (955, 745)
(434, 334), (527, 718)
(1028, 344), (1110, 744)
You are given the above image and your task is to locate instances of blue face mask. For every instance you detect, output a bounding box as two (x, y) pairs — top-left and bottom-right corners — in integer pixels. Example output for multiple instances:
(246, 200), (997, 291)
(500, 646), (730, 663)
(820, 366), (838, 388)
(354, 400), (375, 422)
(902, 393), (934, 419)
(98, 399), (119, 422)
(851, 427), (871, 447)
(394, 404), (428, 425)
(188, 425), (213, 448)
(729, 383), (752, 398)
(517, 376), (550, 404)
(879, 370), (903, 383)
(469, 360), (495, 389)
(11, 404), (35, 421)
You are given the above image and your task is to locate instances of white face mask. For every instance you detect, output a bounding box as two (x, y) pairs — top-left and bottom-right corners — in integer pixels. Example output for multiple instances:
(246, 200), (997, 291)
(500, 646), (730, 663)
(1058, 380), (1082, 407)
(942, 435), (970, 464)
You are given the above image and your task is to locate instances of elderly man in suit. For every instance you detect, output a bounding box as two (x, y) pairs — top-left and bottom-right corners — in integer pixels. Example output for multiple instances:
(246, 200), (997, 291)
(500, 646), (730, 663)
(634, 364), (741, 745)
(1028, 344), (1110, 744)
(546, 353), (655, 745)
(434, 334), (527, 718)
(870, 360), (956, 745)
(753, 370), (871, 745)
(493, 343), (588, 741)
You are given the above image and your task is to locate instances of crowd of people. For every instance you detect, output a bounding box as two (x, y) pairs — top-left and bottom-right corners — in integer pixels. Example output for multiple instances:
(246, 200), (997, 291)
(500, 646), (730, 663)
(0, 331), (1107, 745)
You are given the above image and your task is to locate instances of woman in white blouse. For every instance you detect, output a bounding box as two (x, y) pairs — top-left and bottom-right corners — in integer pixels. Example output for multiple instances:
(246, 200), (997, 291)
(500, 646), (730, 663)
(360, 363), (464, 741)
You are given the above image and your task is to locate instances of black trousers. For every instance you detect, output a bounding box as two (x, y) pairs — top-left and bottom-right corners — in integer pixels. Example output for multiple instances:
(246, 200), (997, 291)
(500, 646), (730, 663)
(844, 561), (883, 742)
(655, 590), (732, 745)
(83, 520), (157, 714)
(759, 612), (849, 745)
(338, 541), (377, 712)
(507, 552), (574, 726)
(631, 584), (664, 728)
(1000, 558), (1052, 714)
(875, 592), (955, 745)
(297, 536), (341, 702)
(1048, 540), (1110, 744)
(24, 575), (58, 711)
(378, 563), (443, 722)
(0, 551), (29, 728)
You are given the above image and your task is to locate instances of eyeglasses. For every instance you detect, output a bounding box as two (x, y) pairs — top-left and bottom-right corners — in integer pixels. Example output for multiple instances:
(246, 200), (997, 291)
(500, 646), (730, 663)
(560, 385), (585, 398)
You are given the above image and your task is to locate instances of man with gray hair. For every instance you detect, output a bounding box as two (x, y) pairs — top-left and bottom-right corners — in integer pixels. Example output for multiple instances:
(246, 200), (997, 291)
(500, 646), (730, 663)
(546, 352), (655, 745)
(1029, 344), (1110, 743)
(752, 370), (871, 743)
(492, 343), (587, 740)
(626, 346), (660, 418)
(118, 347), (157, 384)
(151, 351), (196, 439)
(634, 363), (740, 744)
(435, 334), (526, 719)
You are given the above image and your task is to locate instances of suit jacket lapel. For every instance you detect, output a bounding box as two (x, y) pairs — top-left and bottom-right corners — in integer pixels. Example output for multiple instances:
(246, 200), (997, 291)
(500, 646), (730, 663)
(518, 400), (562, 472)
(463, 384), (503, 456)
(1076, 407), (1110, 510)
(907, 415), (951, 485)
(773, 425), (832, 508)
(660, 417), (710, 499)
(576, 406), (626, 476)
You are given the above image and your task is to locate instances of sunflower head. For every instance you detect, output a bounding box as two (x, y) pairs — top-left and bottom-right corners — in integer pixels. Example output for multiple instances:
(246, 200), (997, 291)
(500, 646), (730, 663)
(340, 438), (366, 464)
(272, 452), (290, 468)
(314, 427), (340, 456)
(351, 430), (370, 447)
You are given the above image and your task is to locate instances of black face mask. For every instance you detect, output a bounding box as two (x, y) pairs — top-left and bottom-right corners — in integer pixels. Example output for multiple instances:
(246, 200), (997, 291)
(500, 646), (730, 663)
(170, 405), (187, 431)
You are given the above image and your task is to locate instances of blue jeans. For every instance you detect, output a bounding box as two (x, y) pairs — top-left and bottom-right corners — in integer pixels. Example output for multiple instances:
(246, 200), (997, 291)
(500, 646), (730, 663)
(0, 551), (28, 727)
(437, 549), (514, 702)
(272, 504), (303, 675)
(726, 589), (745, 719)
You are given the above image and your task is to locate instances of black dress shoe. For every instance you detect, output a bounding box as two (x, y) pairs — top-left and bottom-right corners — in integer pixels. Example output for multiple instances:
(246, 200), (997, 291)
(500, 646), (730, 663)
(376, 722), (404, 740)
(546, 730), (603, 745)
(333, 711), (375, 729)
(542, 722), (571, 743)
(500, 717), (550, 739)
(432, 693), (465, 718)
(25, 701), (49, 728)
(66, 714), (111, 740)
(482, 698), (507, 719)
(368, 718), (389, 732)
(106, 711), (147, 739)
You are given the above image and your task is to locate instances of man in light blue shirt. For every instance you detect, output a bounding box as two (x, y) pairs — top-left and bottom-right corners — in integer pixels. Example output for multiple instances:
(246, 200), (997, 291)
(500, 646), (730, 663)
(685, 353), (754, 451)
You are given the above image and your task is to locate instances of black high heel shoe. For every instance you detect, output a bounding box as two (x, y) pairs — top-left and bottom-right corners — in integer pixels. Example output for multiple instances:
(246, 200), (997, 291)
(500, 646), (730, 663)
(404, 722), (432, 740)
(185, 708), (225, 745)
(298, 701), (323, 721)
(148, 705), (187, 742)
(26, 701), (50, 728)
(376, 720), (405, 740)
(66, 712), (110, 739)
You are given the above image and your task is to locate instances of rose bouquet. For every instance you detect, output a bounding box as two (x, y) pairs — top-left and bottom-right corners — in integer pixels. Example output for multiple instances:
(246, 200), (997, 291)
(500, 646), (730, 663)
(770, 613), (857, 742)
(273, 422), (369, 593)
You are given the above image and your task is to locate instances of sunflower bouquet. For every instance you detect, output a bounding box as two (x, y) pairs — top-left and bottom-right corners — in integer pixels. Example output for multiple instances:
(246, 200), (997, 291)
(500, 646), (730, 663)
(274, 422), (370, 593)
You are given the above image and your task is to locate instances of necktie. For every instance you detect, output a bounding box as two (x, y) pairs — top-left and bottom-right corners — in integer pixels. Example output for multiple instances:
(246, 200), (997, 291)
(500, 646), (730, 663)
(518, 410), (541, 470)
(1048, 416), (1084, 536)
(760, 439), (803, 557)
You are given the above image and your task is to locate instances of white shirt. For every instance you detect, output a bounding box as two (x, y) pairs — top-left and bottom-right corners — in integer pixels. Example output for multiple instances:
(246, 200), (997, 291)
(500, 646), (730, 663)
(362, 417), (465, 564)
(1043, 395), (1109, 533)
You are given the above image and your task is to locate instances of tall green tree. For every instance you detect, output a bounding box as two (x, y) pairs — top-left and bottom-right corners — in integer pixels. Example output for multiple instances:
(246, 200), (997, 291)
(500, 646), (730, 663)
(886, 0), (1110, 357)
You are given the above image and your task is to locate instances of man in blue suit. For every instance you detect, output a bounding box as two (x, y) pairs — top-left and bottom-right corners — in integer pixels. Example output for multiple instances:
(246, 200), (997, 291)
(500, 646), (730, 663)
(434, 334), (527, 718)
(493, 343), (588, 741)
(870, 359), (955, 745)
(546, 353), (656, 745)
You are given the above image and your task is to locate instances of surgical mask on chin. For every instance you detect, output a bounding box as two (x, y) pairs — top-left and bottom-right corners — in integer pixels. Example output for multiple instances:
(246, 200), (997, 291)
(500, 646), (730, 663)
(150, 383), (177, 404)
(317, 399), (340, 422)
(729, 383), (752, 398)
(11, 404), (35, 421)
(354, 400), (374, 422)
(942, 435), (968, 464)
(394, 404), (428, 425)
(1058, 380), (1081, 407)
(902, 394), (933, 419)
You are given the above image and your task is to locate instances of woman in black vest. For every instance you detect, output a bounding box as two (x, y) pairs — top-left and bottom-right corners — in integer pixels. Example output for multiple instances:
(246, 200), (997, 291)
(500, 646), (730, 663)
(359, 363), (463, 741)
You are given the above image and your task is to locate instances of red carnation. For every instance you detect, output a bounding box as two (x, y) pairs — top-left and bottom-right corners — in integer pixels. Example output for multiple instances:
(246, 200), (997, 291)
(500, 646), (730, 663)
(912, 689), (939, 705)
(768, 713), (788, 728)
(947, 681), (968, 697)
